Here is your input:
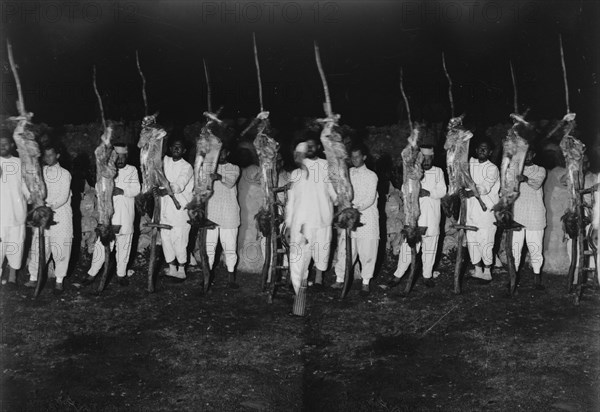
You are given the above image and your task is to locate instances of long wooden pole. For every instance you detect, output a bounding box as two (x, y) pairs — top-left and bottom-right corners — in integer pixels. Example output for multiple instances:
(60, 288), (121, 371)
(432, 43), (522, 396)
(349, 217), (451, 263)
(399, 67), (413, 131)
(203, 59), (212, 113)
(136, 50), (149, 116)
(314, 41), (333, 118)
(510, 60), (518, 113)
(559, 34), (570, 113)
(441, 52), (455, 117)
(253, 33), (264, 112)
(92, 65), (106, 130)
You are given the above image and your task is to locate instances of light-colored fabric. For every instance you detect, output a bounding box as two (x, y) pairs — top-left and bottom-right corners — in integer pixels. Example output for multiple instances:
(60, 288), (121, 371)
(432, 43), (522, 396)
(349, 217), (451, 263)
(112, 164), (140, 234)
(29, 233), (72, 282)
(0, 156), (28, 229)
(419, 166), (447, 236)
(466, 158), (500, 228)
(512, 229), (544, 274)
(206, 227), (238, 271)
(466, 226), (497, 266)
(334, 231), (379, 284)
(161, 226), (191, 265)
(0, 224), (25, 269)
(289, 226), (332, 293)
(285, 158), (336, 232)
(514, 164), (547, 230)
(88, 234), (134, 278)
(393, 235), (439, 279)
(160, 156), (194, 227)
(43, 164), (73, 239)
(349, 165), (379, 239)
(207, 163), (241, 229)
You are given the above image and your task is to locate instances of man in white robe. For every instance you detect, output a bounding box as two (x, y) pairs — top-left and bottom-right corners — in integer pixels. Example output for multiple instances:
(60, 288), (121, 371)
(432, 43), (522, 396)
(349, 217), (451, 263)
(389, 145), (447, 288)
(512, 149), (547, 289)
(83, 144), (140, 286)
(26, 145), (73, 293)
(333, 145), (379, 295)
(206, 147), (241, 288)
(462, 140), (500, 283)
(0, 136), (28, 287)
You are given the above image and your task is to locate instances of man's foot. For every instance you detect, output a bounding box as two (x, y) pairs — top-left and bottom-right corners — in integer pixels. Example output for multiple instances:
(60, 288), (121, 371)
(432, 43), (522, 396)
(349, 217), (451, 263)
(118, 277), (129, 286)
(53, 283), (64, 296)
(359, 284), (370, 296)
(227, 272), (239, 289)
(533, 274), (545, 290)
(311, 282), (324, 291)
(387, 277), (402, 288)
(24, 280), (37, 288)
(81, 275), (96, 286)
(288, 311), (307, 318)
(471, 277), (492, 285)
(330, 281), (344, 290)
(4, 281), (18, 290)
(423, 278), (435, 288)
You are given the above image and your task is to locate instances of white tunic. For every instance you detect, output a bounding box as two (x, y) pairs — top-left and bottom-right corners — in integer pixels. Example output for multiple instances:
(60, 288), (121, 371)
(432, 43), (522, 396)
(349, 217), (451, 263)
(0, 156), (28, 229)
(513, 164), (546, 230)
(207, 162), (241, 229)
(161, 156), (194, 227)
(418, 166), (447, 236)
(349, 165), (379, 239)
(466, 158), (500, 227)
(112, 164), (141, 234)
(43, 164), (73, 238)
(285, 158), (336, 233)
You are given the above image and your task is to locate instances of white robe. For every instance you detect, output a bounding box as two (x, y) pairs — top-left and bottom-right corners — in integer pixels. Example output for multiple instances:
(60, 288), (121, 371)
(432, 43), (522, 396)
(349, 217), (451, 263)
(112, 164), (141, 234)
(350, 164), (379, 239)
(466, 158), (500, 228)
(160, 156), (194, 227)
(418, 166), (447, 236)
(0, 156), (28, 229)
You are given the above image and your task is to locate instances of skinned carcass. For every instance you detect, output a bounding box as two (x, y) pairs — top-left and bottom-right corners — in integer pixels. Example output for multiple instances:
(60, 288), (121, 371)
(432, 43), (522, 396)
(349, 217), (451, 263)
(401, 126), (425, 248)
(137, 114), (181, 214)
(94, 123), (120, 245)
(493, 113), (535, 227)
(441, 115), (487, 220)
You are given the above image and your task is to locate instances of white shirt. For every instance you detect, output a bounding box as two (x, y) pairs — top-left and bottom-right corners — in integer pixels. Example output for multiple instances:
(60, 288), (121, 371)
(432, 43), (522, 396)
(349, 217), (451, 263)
(350, 165), (379, 239)
(112, 164), (141, 234)
(513, 164), (547, 230)
(418, 166), (447, 236)
(43, 164), (73, 238)
(161, 156), (194, 227)
(285, 157), (336, 233)
(207, 162), (241, 229)
(466, 158), (500, 227)
(0, 156), (28, 228)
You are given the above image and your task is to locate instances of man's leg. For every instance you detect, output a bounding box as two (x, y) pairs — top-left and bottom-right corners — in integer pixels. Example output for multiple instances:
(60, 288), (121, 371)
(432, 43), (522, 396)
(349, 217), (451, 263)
(27, 230), (51, 284)
(481, 226), (497, 280)
(171, 225), (191, 279)
(220, 228), (239, 288)
(466, 229), (484, 279)
(160, 228), (178, 277)
(333, 231), (358, 286)
(392, 240), (412, 280)
(205, 227), (220, 270)
(289, 231), (311, 294)
(421, 235), (439, 279)
(51, 237), (72, 292)
(312, 226), (332, 286)
(526, 229), (545, 288)
(357, 237), (378, 286)
(115, 234), (133, 285)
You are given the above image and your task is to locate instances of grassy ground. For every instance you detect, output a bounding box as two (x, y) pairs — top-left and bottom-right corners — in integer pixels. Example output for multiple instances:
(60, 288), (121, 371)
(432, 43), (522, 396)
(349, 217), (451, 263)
(1, 251), (599, 411)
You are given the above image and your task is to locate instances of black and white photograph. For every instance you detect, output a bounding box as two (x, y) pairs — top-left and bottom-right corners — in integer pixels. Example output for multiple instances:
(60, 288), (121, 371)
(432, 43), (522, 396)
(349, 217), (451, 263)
(1, 0), (599, 410)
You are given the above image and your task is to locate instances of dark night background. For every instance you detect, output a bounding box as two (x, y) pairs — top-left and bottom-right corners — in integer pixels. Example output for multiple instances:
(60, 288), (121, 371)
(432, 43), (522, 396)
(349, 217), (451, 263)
(1, 0), (598, 142)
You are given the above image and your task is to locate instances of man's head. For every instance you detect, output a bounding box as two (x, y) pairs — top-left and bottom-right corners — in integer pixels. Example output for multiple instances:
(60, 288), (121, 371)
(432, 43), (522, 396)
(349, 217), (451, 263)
(169, 139), (186, 161)
(421, 145), (434, 170)
(350, 145), (367, 168)
(475, 139), (493, 163)
(305, 137), (321, 160)
(42, 145), (60, 166)
(0, 136), (15, 158)
(524, 148), (535, 166)
(114, 144), (129, 169)
(219, 147), (230, 164)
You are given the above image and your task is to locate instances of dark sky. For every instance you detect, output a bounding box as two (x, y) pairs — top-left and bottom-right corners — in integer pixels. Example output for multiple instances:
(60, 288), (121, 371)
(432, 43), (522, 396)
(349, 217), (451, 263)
(1, 0), (598, 139)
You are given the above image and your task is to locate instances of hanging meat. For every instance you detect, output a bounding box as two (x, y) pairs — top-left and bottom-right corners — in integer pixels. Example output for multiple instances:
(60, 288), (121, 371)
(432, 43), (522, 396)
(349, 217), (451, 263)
(559, 113), (587, 238)
(441, 115), (487, 220)
(492, 113), (534, 227)
(186, 110), (224, 227)
(137, 114), (181, 214)
(401, 126), (425, 247)
(94, 123), (120, 245)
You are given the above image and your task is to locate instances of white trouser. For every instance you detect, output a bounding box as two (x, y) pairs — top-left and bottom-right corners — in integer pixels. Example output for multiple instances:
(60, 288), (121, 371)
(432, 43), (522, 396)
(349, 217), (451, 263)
(334, 232), (379, 285)
(512, 229), (544, 274)
(29, 232), (72, 283)
(88, 233), (133, 278)
(206, 227), (239, 272)
(161, 226), (191, 265)
(289, 226), (332, 294)
(0, 224), (25, 270)
(466, 226), (497, 266)
(393, 235), (439, 279)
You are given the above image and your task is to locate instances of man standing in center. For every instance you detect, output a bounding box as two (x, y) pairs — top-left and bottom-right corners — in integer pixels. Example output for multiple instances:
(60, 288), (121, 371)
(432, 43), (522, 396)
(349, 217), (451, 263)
(332, 144), (379, 295)
(206, 146), (241, 288)
(389, 145), (447, 288)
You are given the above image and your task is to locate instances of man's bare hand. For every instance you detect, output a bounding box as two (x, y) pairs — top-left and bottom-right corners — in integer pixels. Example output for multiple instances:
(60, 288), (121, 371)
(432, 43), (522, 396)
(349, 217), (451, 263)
(517, 174), (528, 183)
(419, 188), (430, 198)
(211, 173), (222, 182)
(113, 187), (124, 196)
(153, 187), (168, 197)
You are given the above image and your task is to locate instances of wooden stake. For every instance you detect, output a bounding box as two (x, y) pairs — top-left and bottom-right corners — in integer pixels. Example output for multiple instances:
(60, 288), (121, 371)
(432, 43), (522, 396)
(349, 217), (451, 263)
(6, 39), (26, 117)
(33, 228), (46, 298)
(399, 67), (413, 131)
(203, 59), (212, 112)
(136, 50), (149, 116)
(92, 65), (106, 130)
(253, 33), (264, 112)
(441, 52), (455, 117)
(559, 34), (570, 113)
(314, 41), (333, 117)
(510, 59), (518, 113)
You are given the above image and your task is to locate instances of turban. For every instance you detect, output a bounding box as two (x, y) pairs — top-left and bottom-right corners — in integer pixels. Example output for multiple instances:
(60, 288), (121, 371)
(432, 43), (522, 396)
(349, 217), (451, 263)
(114, 145), (128, 155)
(421, 147), (434, 156)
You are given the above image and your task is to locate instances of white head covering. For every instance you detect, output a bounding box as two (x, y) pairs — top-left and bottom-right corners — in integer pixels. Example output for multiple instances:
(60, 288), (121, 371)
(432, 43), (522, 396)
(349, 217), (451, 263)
(421, 147), (434, 156)
(114, 145), (128, 155)
(295, 142), (308, 153)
